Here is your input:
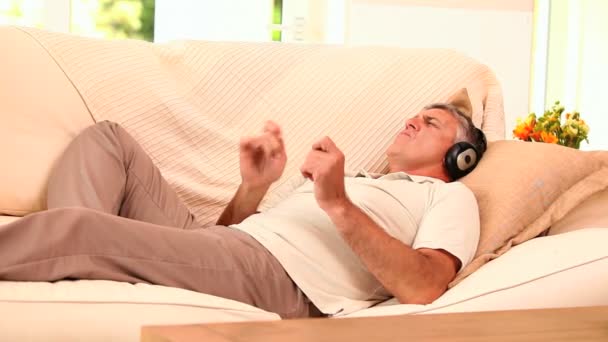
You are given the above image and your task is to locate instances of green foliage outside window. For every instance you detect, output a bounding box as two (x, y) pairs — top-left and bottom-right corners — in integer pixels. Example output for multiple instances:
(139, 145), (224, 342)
(0, 0), (45, 28)
(76, 0), (155, 41)
(0, 0), (154, 41)
(271, 0), (282, 42)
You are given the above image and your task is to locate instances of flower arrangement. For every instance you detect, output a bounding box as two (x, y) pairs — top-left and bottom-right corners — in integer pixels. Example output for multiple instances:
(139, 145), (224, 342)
(513, 101), (590, 149)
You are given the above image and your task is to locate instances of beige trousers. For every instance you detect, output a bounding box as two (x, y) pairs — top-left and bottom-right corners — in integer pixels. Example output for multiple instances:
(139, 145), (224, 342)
(0, 121), (320, 319)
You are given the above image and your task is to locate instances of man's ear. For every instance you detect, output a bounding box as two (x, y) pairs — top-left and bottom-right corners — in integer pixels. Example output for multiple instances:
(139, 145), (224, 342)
(447, 88), (473, 118)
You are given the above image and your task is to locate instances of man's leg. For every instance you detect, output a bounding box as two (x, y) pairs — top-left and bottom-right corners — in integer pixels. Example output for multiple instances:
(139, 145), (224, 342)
(0, 207), (318, 318)
(47, 121), (198, 229)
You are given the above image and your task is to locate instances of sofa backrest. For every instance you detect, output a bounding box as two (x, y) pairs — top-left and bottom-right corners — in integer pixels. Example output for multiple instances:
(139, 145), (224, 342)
(1, 27), (505, 226)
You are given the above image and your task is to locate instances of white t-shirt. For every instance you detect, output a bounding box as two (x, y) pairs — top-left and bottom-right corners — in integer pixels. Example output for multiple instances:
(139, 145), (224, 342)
(231, 170), (480, 316)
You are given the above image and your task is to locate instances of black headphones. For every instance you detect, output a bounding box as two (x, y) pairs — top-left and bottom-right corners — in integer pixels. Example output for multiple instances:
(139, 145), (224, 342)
(444, 128), (487, 181)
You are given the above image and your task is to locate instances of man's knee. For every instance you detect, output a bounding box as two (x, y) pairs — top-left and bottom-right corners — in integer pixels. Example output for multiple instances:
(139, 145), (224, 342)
(76, 120), (119, 142)
(94, 120), (120, 129)
(73, 120), (135, 154)
(85, 120), (126, 140)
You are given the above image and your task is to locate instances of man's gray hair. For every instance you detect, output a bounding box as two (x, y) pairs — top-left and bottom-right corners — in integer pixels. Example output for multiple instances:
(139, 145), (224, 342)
(424, 103), (477, 146)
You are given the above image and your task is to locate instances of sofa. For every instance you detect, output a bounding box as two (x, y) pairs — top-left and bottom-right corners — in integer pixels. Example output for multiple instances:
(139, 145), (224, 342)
(1, 26), (607, 341)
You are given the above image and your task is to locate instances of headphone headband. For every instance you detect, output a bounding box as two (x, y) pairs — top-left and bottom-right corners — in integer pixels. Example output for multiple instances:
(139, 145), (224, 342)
(473, 128), (487, 156)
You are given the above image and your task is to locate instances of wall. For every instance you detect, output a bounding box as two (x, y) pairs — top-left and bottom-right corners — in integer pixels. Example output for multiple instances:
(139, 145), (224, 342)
(346, 0), (534, 139)
(154, 0), (273, 43)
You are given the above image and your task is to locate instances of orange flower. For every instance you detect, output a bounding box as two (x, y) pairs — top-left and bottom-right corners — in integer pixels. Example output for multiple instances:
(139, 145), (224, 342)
(540, 131), (558, 144)
(513, 115), (536, 141)
(529, 130), (542, 142)
(515, 102), (589, 148)
(513, 123), (532, 140)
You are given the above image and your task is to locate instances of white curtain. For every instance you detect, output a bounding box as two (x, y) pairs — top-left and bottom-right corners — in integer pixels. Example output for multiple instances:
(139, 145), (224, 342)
(543, 0), (608, 150)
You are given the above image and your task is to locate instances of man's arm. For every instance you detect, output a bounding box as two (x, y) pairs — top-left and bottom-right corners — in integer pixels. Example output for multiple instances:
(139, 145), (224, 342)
(300, 136), (460, 304)
(217, 120), (286, 226)
(325, 200), (460, 304)
(216, 183), (268, 226)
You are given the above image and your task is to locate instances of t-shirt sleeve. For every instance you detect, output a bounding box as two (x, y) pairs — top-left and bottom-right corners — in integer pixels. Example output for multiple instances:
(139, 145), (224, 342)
(411, 182), (480, 272)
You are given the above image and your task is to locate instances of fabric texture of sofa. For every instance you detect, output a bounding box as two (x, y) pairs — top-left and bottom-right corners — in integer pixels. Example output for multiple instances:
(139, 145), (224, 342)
(1, 26), (606, 342)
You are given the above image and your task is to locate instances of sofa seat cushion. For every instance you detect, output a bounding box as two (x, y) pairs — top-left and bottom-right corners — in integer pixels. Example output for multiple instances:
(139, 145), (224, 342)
(0, 279), (279, 341)
(0, 215), (20, 226)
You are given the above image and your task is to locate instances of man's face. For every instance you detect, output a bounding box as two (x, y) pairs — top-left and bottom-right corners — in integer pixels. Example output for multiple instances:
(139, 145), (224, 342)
(386, 108), (459, 173)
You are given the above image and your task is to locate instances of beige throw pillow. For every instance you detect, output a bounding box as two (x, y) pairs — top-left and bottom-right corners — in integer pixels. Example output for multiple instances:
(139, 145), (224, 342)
(447, 88), (473, 118)
(548, 188), (608, 235)
(451, 141), (608, 286)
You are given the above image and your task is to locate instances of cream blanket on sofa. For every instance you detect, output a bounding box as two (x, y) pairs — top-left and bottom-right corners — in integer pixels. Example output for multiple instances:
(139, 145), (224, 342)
(14, 27), (505, 227)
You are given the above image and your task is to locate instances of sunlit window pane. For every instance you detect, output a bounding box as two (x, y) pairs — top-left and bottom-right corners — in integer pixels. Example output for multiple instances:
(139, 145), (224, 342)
(271, 0), (282, 42)
(0, 0), (45, 28)
(71, 0), (155, 41)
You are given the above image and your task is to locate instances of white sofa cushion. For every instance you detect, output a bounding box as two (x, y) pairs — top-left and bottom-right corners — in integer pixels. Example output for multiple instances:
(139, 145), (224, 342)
(0, 215), (20, 226)
(0, 27), (93, 216)
(0, 280), (279, 341)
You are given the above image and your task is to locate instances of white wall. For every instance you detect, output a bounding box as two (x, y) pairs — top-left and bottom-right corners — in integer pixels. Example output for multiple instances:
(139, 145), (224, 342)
(281, 0), (347, 43)
(347, 1), (534, 139)
(154, 0), (273, 43)
(43, 0), (70, 32)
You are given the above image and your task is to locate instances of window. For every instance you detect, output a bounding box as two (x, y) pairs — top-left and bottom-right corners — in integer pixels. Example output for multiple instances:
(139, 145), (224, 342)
(271, 0), (282, 42)
(71, 0), (155, 41)
(0, 0), (154, 41)
(0, 0), (45, 28)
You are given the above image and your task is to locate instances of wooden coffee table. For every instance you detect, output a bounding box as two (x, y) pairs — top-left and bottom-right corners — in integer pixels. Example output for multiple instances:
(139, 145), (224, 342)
(141, 305), (608, 341)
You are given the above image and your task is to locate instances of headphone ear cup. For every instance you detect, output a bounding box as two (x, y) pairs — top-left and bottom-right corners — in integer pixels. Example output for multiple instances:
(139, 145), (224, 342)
(444, 142), (480, 180)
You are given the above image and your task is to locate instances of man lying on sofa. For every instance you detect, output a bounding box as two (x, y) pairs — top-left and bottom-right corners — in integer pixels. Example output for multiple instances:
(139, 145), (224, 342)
(0, 103), (486, 319)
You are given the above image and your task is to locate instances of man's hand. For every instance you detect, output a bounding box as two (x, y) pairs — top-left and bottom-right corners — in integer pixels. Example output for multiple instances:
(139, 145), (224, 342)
(299, 136), (349, 212)
(240, 120), (287, 190)
(217, 121), (285, 226)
